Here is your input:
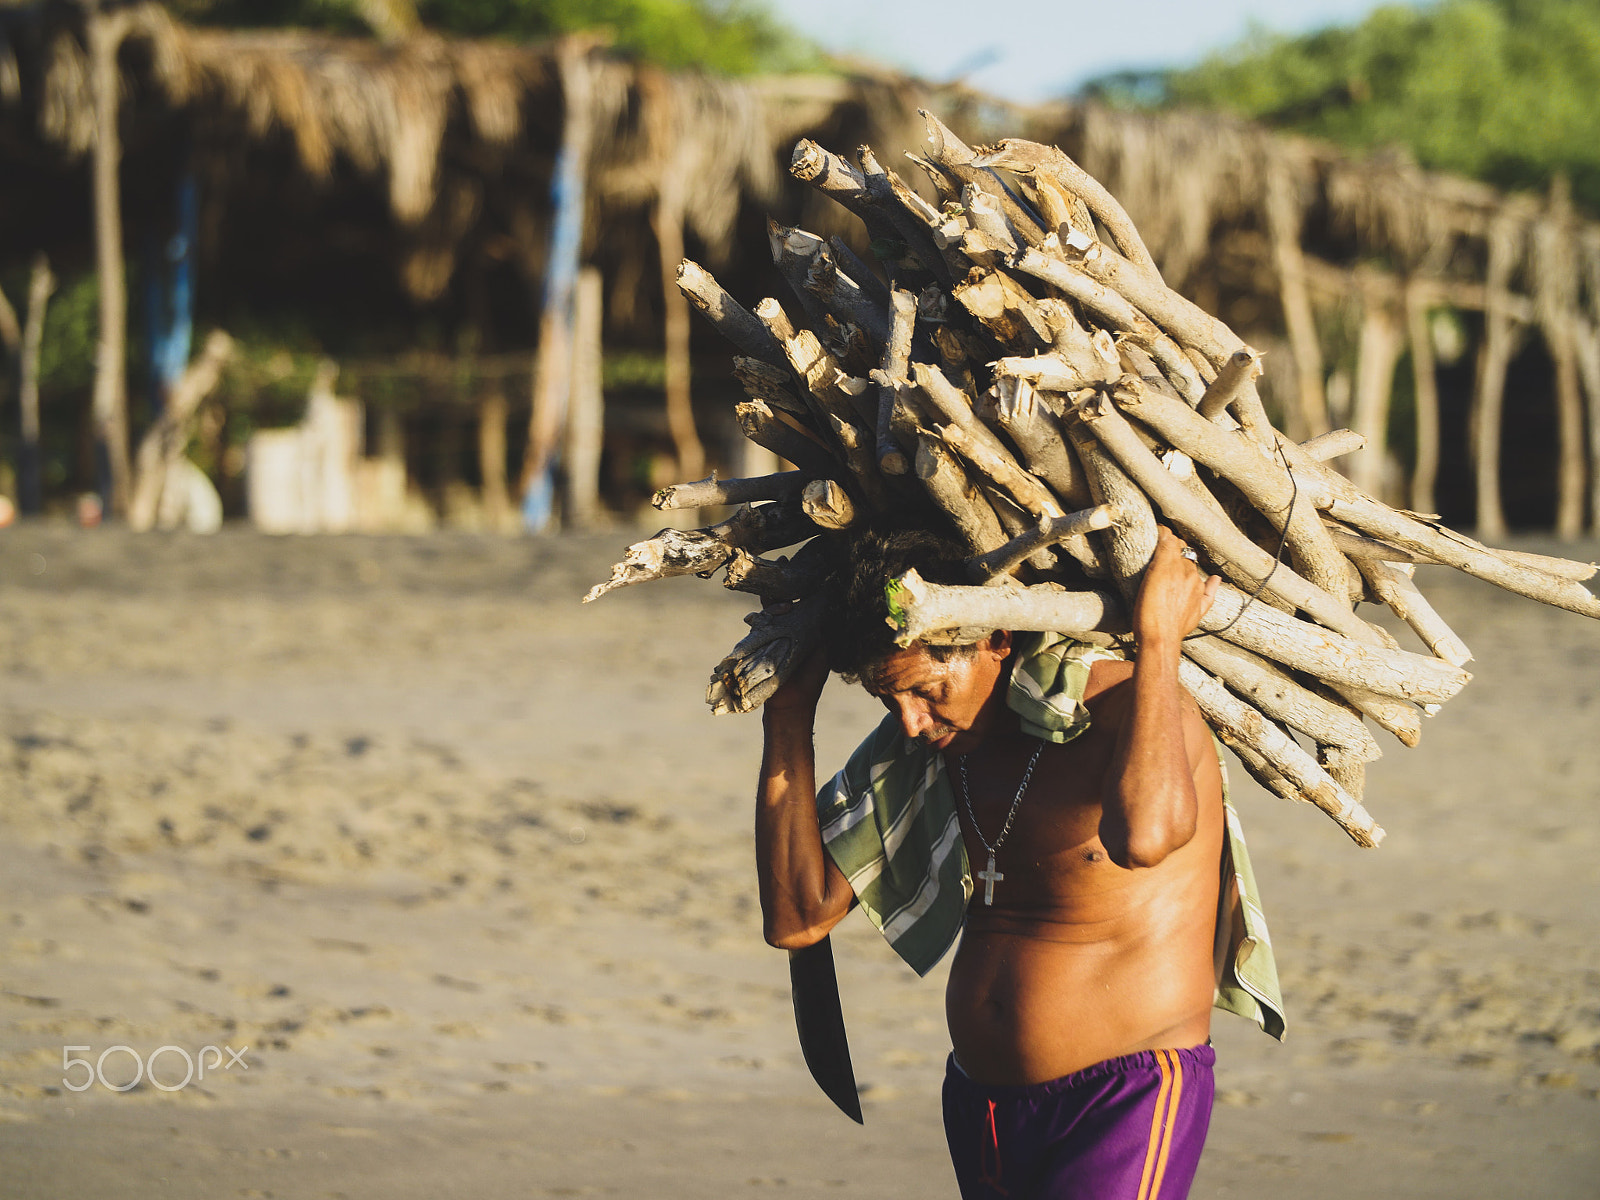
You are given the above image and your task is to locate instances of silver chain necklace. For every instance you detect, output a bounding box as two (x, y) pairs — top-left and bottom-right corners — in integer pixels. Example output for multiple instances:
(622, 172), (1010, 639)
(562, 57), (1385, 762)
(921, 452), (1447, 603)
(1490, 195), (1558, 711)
(956, 744), (1045, 906)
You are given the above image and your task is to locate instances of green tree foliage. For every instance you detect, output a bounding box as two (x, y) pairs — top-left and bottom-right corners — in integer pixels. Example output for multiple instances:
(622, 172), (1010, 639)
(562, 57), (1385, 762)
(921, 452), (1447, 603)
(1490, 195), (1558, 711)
(1143, 1), (1600, 210)
(166, 0), (819, 73)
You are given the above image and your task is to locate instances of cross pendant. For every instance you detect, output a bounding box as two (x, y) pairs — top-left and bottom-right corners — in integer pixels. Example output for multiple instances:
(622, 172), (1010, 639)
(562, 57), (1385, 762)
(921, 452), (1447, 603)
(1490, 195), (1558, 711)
(977, 852), (1004, 906)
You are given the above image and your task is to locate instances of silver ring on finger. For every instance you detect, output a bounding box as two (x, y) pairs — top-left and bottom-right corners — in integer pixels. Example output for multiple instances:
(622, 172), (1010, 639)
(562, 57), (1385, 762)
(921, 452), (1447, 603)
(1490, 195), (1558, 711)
(1180, 548), (1199, 564)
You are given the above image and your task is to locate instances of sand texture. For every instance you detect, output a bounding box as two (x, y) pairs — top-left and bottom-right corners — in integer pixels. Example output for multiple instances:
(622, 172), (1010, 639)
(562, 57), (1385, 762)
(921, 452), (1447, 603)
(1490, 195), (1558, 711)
(0, 526), (1597, 1198)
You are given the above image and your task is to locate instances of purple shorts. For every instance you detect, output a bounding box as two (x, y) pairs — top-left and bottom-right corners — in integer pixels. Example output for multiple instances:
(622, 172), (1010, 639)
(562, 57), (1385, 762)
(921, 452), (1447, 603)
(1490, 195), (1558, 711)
(942, 1045), (1215, 1200)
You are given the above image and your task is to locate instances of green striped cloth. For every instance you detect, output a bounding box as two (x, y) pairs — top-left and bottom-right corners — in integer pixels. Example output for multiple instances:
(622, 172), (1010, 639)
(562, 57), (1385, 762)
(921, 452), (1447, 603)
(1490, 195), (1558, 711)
(816, 631), (1286, 1040)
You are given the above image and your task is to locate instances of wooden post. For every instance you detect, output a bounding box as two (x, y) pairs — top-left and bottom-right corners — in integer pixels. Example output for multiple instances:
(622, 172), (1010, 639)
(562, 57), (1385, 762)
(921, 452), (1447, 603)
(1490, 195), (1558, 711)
(17, 256), (55, 516)
(1472, 209), (1521, 541)
(477, 388), (511, 530)
(1576, 318), (1600, 535)
(1404, 279), (1442, 515)
(1265, 155), (1330, 438)
(563, 267), (605, 528)
(1534, 180), (1586, 539)
(655, 181), (704, 484)
(88, 5), (136, 518)
(1348, 280), (1403, 499)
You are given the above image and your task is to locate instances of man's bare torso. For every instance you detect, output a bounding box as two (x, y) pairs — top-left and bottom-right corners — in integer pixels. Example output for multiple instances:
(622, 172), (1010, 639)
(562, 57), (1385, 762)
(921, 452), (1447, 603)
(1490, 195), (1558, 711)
(942, 659), (1224, 1086)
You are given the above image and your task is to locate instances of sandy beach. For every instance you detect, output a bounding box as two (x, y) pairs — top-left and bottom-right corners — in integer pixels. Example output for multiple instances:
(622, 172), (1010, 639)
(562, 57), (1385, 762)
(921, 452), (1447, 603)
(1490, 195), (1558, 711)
(0, 524), (1597, 1198)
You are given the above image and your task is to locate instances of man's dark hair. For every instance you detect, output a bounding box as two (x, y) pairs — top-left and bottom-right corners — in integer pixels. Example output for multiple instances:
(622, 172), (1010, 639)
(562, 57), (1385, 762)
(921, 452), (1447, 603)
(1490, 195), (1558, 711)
(819, 524), (976, 681)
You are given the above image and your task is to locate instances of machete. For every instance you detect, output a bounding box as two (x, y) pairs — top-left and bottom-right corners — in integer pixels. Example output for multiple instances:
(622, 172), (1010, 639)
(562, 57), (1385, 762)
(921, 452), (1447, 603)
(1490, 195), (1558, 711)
(787, 935), (863, 1123)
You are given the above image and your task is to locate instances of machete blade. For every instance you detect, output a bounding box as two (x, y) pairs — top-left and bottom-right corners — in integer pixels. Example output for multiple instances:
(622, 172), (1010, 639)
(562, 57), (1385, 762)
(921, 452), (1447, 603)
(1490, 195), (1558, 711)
(787, 935), (863, 1124)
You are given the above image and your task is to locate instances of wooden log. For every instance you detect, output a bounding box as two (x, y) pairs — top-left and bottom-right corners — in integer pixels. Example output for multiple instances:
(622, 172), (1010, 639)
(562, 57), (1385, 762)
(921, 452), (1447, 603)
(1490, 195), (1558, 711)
(734, 400), (842, 483)
(1113, 375), (1359, 603)
(993, 353), (1099, 394)
(733, 356), (807, 418)
(939, 422), (1065, 522)
(584, 501), (812, 602)
(801, 478), (858, 530)
(967, 505), (1120, 584)
(1300, 429), (1365, 461)
(871, 288), (917, 475)
(755, 298), (877, 436)
(1064, 414), (1160, 593)
(1194, 582), (1470, 705)
(1286, 443), (1600, 618)
(858, 145), (957, 287)
(677, 260), (787, 369)
(911, 361), (1028, 472)
(829, 236), (890, 309)
(914, 435), (1008, 554)
(990, 375), (1093, 510)
(722, 539), (831, 600)
(1182, 636), (1381, 761)
(654, 471), (809, 511)
(1062, 237), (1244, 372)
(789, 139), (904, 258)
(1078, 392), (1382, 645)
(1493, 547), (1598, 582)
(917, 112), (1047, 248)
(1318, 745), (1367, 806)
(970, 137), (1159, 277)
(884, 569), (1126, 647)
(964, 187), (1017, 254)
(1329, 683), (1424, 749)
(952, 271), (1052, 350)
(1010, 248), (1205, 404)
(707, 596), (825, 715)
(770, 222), (890, 349)
(1354, 558), (1473, 667)
(1179, 659), (1383, 847)
(1197, 349), (1261, 422)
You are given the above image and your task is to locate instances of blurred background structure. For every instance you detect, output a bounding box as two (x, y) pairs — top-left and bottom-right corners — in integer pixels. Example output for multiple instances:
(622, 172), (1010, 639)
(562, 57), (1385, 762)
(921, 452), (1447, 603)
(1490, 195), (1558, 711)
(1, 0), (1599, 538)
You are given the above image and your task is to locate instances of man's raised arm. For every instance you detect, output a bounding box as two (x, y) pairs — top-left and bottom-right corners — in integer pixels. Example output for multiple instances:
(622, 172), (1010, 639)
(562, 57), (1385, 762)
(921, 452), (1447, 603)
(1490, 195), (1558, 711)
(1100, 528), (1221, 870)
(756, 649), (856, 949)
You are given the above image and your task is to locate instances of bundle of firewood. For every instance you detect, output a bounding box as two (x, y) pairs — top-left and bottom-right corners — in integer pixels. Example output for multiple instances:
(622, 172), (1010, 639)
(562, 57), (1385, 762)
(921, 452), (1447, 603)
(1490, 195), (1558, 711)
(583, 111), (1600, 847)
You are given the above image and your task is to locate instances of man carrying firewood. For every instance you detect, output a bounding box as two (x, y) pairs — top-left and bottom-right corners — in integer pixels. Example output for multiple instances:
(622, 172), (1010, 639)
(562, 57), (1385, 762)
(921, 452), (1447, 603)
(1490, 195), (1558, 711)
(755, 523), (1283, 1200)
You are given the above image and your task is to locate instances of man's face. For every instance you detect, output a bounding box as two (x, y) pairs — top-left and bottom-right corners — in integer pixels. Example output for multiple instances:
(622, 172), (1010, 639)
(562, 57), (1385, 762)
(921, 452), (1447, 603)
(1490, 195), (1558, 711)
(861, 634), (1012, 754)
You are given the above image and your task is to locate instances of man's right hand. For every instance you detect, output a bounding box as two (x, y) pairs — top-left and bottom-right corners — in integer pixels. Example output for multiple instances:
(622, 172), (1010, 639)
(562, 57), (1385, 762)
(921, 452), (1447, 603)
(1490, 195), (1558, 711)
(766, 644), (829, 718)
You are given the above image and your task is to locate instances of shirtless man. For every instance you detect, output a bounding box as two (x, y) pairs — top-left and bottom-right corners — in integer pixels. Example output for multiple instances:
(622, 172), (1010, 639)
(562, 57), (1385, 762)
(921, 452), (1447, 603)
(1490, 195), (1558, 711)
(756, 525), (1226, 1199)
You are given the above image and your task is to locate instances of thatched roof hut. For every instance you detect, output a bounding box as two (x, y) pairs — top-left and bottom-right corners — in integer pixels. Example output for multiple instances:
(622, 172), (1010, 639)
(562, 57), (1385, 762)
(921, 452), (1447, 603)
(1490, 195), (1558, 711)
(2, 3), (1596, 535)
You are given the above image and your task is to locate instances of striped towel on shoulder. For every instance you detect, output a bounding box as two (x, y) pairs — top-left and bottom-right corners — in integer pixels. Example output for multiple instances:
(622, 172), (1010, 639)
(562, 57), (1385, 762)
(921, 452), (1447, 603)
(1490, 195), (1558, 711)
(816, 631), (1286, 1040)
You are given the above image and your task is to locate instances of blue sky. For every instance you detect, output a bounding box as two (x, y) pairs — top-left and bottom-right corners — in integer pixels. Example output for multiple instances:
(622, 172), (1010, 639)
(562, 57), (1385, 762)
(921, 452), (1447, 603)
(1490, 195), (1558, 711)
(765, 0), (1419, 103)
